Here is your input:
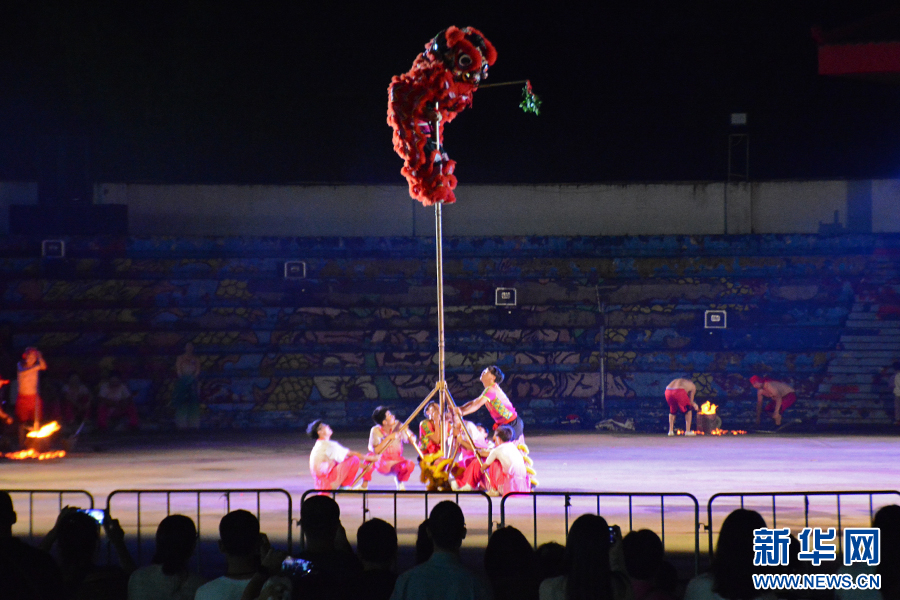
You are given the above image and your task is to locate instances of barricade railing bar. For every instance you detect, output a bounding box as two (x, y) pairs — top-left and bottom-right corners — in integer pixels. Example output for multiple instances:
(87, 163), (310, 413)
(500, 491), (701, 575)
(707, 490), (900, 557)
(106, 488), (293, 570)
(299, 489), (493, 551)
(2, 489), (95, 540)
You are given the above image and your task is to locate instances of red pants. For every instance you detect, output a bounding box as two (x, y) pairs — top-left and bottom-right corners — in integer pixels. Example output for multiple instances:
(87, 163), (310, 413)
(665, 388), (691, 414)
(455, 457), (486, 489)
(765, 392), (796, 413)
(15, 394), (43, 423)
(371, 452), (416, 483)
(313, 455), (361, 490)
(487, 462), (531, 494)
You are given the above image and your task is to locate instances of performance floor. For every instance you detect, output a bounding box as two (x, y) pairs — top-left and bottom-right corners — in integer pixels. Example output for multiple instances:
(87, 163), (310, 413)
(3, 429), (899, 574)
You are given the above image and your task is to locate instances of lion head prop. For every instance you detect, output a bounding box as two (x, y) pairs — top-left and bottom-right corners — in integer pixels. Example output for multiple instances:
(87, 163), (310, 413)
(387, 27), (497, 206)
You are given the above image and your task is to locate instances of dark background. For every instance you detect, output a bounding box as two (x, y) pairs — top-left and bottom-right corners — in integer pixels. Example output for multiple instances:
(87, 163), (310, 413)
(1, 0), (899, 186)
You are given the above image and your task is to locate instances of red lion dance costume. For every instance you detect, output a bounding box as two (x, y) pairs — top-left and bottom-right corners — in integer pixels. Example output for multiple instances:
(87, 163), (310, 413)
(387, 26), (497, 206)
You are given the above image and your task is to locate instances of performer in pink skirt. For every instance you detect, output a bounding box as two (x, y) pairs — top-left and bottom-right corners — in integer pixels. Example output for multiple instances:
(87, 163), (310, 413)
(365, 406), (417, 491)
(307, 419), (375, 490)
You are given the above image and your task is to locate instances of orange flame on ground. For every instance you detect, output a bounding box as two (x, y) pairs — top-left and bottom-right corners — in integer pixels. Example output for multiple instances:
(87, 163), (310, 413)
(4, 449), (66, 460)
(26, 421), (61, 438)
(694, 429), (747, 436)
(699, 401), (717, 415)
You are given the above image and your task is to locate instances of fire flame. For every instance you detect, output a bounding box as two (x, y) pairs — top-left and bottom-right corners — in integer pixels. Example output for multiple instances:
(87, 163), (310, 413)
(4, 449), (66, 460)
(694, 428), (747, 436)
(26, 421), (61, 438)
(699, 401), (717, 415)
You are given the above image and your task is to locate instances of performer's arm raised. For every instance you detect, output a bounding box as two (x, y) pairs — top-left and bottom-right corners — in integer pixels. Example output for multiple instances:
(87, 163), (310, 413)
(459, 391), (487, 416)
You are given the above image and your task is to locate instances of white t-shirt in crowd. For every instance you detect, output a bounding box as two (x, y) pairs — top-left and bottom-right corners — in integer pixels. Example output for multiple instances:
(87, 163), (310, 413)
(127, 564), (205, 600)
(193, 575), (252, 600)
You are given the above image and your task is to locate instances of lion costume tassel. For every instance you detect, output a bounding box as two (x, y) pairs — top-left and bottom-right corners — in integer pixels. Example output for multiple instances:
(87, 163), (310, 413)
(387, 26), (497, 206)
(419, 451), (457, 492)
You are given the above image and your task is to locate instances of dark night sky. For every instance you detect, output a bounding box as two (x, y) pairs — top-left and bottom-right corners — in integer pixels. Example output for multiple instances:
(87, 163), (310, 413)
(1, 1), (899, 185)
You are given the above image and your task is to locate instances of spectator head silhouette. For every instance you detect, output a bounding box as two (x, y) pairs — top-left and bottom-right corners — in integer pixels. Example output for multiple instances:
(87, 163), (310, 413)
(153, 514), (197, 575)
(0, 491), (15, 535)
(415, 519), (433, 564)
(873, 505), (900, 597)
(300, 494), (341, 547)
(535, 541), (566, 581)
(564, 514), (613, 600)
(57, 510), (101, 566)
(427, 501), (466, 552)
(357, 518), (397, 568)
(623, 529), (664, 581)
(484, 526), (534, 581)
(712, 509), (767, 600)
(218, 509), (260, 558)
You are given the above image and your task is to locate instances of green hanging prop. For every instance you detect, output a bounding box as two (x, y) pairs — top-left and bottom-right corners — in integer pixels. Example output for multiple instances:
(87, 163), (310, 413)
(477, 79), (542, 115)
(519, 80), (541, 115)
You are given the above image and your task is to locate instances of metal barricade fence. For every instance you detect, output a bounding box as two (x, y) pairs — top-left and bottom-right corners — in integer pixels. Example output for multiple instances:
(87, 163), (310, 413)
(106, 488), (293, 572)
(2, 489), (95, 541)
(299, 489), (494, 551)
(500, 492), (701, 575)
(707, 490), (900, 557)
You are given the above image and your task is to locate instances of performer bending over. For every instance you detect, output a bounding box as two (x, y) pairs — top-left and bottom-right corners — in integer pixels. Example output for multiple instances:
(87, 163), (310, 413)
(459, 366), (524, 442)
(366, 406), (417, 491)
(751, 375), (796, 427)
(307, 419), (375, 490)
(665, 378), (700, 436)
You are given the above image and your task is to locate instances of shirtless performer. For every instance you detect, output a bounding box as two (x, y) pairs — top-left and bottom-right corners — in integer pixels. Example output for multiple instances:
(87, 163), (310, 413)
(665, 378), (700, 436)
(17, 347), (46, 426)
(751, 375), (796, 427)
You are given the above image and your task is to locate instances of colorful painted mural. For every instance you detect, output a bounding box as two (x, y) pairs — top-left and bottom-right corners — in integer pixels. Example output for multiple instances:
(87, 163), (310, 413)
(0, 234), (896, 431)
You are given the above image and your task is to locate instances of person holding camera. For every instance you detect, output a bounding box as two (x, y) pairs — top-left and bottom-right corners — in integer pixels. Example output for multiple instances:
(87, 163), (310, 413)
(39, 506), (136, 600)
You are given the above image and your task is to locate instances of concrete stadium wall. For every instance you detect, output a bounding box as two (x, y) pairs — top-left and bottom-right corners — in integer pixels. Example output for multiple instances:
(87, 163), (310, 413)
(2, 179), (897, 236)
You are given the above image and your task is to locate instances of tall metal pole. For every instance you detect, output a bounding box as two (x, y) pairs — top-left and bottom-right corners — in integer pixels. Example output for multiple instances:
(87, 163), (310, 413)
(435, 202), (446, 385)
(433, 105), (449, 454)
(435, 201), (448, 453)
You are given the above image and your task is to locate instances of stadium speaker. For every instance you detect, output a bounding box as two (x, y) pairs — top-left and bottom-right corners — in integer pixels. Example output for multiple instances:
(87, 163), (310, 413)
(41, 240), (65, 258)
(495, 288), (517, 306)
(284, 261), (307, 279)
(704, 310), (727, 329)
